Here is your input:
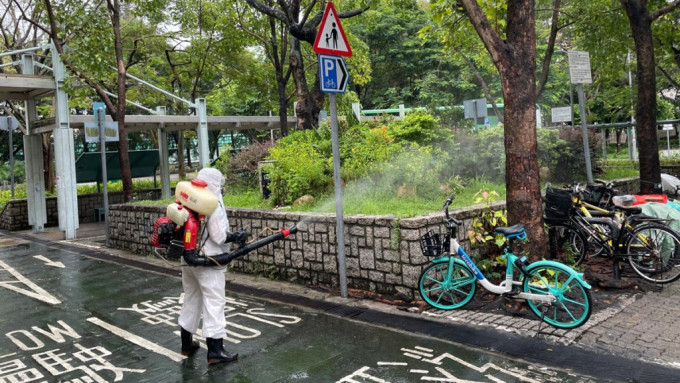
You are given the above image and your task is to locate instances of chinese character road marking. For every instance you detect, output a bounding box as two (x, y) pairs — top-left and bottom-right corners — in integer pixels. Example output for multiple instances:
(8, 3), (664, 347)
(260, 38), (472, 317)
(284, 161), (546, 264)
(86, 317), (185, 362)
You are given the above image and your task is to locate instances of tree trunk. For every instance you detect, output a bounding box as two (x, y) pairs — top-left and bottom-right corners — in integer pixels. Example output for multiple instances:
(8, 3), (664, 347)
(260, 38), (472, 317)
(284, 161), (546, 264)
(290, 37), (315, 130)
(176, 132), (186, 179)
(459, 0), (547, 258)
(621, 0), (661, 194)
(276, 71), (289, 136)
(110, 0), (133, 202)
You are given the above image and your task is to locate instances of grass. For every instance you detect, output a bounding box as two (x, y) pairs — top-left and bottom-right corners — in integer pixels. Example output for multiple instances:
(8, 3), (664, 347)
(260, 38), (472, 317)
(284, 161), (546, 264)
(0, 160), (649, 217)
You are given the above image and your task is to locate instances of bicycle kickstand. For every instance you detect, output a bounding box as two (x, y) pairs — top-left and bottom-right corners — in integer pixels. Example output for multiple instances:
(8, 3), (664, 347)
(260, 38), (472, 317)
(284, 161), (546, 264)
(533, 305), (550, 338)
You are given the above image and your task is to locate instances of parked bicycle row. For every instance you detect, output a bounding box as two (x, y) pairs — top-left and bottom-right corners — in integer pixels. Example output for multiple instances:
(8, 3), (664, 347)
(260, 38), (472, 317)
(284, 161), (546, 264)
(417, 182), (680, 332)
(544, 180), (680, 284)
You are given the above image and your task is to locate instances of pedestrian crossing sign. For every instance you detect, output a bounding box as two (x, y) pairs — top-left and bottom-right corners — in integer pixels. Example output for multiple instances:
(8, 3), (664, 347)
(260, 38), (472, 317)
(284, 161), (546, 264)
(313, 2), (352, 57)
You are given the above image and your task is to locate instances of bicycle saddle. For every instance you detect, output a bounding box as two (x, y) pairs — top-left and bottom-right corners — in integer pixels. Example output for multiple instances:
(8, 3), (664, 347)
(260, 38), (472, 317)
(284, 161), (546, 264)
(495, 224), (525, 237)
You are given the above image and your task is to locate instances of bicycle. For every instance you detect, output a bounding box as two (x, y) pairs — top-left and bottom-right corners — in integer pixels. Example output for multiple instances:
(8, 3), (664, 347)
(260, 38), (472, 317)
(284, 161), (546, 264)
(544, 186), (680, 284)
(418, 195), (592, 329)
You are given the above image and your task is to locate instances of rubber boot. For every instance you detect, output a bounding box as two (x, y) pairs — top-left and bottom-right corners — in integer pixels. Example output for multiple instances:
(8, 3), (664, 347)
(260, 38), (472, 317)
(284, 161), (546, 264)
(206, 338), (238, 364)
(180, 327), (200, 356)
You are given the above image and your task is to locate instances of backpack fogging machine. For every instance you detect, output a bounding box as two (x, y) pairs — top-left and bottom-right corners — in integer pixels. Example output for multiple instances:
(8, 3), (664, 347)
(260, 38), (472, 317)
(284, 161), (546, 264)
(150, 179), (297, 266)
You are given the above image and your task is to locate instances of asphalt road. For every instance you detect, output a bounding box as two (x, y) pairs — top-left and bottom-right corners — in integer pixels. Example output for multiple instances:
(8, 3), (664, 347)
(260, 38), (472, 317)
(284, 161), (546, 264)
(0, 236), (600, 383)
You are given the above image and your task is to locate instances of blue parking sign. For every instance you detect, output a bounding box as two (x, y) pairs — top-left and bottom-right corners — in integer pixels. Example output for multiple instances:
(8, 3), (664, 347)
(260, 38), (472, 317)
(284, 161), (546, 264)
(319, 54), (348, 94)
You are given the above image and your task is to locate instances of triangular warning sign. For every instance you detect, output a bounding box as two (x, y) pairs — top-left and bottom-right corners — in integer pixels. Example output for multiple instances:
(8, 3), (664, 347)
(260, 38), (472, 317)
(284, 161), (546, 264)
(313, 2), (352, 57)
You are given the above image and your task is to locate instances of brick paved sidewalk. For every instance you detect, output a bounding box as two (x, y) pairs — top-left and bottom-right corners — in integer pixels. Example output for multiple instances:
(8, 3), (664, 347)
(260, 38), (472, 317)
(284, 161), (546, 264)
(577, 282), (680, 368)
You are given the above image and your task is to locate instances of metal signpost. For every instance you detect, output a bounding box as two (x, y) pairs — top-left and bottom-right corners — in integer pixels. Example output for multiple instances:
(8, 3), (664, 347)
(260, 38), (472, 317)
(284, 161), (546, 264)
(663, 124), (674, 157)
(86, 102), (119, 247)
(314, 1), (352, 298)
(0, 116), (20, 197)
(567, 51), (594, 184)
(463, 98), (487, 130)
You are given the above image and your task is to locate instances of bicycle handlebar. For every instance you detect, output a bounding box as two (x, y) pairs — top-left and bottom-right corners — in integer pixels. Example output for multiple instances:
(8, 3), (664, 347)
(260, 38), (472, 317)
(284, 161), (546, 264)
(443, 195), (462, 226)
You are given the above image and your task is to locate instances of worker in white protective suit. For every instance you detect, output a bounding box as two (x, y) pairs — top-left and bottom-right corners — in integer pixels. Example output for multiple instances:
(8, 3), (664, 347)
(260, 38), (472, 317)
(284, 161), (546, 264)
(178, 167), (247, 364)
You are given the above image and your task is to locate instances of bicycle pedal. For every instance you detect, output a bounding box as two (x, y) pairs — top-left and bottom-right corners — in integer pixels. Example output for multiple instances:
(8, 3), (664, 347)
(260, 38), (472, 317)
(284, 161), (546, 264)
(503, 289), (521, 297)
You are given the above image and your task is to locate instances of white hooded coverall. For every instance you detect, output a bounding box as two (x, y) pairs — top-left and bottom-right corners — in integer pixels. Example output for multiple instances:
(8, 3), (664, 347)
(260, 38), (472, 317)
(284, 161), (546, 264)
(178, 168), (230, 339)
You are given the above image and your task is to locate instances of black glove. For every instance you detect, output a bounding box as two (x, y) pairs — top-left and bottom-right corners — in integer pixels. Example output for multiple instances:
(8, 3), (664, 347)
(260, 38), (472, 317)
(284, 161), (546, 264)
(226, 229), (248, 244)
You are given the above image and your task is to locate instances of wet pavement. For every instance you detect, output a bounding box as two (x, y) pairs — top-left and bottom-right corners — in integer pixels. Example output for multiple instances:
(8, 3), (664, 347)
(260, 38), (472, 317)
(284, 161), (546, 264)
(2, 224), (680, 382)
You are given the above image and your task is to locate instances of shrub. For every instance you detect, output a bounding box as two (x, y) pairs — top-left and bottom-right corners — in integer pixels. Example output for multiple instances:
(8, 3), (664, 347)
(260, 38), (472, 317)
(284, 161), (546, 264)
(266, 129), (331, 205)
(341, 125), (402, 181)
(385, 110), (453, 148)
(451, 127), (601, 183)
(222, 141), (274, 189)
(366, 144), (454, 200)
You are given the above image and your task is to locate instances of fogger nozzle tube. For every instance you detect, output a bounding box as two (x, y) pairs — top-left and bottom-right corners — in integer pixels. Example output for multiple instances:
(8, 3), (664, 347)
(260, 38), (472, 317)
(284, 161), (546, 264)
(182, 225), (298, 266)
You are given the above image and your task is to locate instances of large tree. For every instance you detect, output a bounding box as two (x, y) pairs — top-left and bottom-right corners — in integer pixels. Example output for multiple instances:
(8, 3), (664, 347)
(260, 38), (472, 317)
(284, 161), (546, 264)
(458, 0), (547, 256)
(620, 0), (680, 194)
(243, 0), (366, 130)
(40, 0), (167, 201)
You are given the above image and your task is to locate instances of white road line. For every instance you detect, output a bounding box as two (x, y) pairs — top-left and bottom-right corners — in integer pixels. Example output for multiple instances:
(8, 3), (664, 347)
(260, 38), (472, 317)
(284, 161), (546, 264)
(33, 255), (66, 268)
(86, 317), (186, 362)
(0, 260), (61, 305)
(376, 362), (407, 366)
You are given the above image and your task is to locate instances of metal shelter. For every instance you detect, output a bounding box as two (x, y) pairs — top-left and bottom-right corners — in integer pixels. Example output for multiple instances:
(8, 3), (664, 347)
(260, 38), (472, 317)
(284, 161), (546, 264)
(0, 43), (296, 239)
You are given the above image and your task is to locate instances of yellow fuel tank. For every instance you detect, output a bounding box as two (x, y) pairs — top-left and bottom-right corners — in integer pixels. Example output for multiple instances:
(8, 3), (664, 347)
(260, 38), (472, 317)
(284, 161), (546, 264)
(175, 179), (219, 216)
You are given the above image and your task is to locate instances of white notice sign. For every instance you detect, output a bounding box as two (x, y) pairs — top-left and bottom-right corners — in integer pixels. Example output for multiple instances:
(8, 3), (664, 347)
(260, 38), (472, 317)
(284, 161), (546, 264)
(84, 121), (120, 143)
(551, 107), (572, 123)
(567, 51), (592, 84)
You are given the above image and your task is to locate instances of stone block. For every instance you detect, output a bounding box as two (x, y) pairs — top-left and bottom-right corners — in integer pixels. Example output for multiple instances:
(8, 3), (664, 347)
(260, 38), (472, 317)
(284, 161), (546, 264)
(359, 248), (375, 269)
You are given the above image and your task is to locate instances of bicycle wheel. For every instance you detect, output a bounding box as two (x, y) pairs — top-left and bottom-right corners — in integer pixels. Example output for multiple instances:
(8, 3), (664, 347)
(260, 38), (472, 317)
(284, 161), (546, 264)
(545, 222), (588, 266)
(626, 223), (680, 284)
(522, 264), (592, 329)
(419, 260), (476, 310)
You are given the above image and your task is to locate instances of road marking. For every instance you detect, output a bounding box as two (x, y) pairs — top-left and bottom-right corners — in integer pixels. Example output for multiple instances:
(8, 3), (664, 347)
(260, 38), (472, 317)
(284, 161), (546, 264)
(0, 260), (61, 305)
(86, 317), (186, 362)
(376, 362), (407, 366)
(33, 255), (66, 268)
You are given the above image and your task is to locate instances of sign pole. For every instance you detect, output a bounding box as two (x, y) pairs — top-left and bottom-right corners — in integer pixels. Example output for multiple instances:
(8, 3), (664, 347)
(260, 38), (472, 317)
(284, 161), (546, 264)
(329, 93), (348, 298)
(576, 84), (594, 184)
(568, 51), (594, 184)
(8, 117), (14, 198)
(97, 107), (110, 247)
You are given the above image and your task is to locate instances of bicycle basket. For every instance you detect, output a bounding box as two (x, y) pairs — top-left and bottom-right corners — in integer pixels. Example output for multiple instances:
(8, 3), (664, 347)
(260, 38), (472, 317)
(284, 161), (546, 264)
(420, 230), (448, 257)
(583, 184), (606, 206)
(544, 187), (573, 220)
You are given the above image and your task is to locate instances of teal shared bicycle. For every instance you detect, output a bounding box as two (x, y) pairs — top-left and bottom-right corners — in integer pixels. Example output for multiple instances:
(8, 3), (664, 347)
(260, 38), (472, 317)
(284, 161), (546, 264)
(418, 196), (592, 329)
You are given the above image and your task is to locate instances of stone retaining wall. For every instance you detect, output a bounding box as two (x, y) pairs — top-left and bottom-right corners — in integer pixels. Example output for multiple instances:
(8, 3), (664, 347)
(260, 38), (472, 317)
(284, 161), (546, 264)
(0, 189), (162, 231)
(109, 202), (503, 300)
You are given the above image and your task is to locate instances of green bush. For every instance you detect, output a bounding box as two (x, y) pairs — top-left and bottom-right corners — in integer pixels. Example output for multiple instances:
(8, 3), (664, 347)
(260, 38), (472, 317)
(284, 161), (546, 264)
(341, 125), (402, 181)
(451, 127), (601, 183)
(385, 110), (453, 148)
(366, 144), (454, 200)
(267, 129), (331, 205)
(266, 111), (462, 205)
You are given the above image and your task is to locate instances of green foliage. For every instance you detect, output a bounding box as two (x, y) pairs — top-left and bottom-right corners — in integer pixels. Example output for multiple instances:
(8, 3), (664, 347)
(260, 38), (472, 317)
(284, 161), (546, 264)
(466, 190), (508, 281)
(340, 125), (402, 181)
(452, 127), (602, 183)
(0, 160), (25, 183)
(266, 110), (461, 205)
(385, 111), (453, 147)
(218, 141), (274, 189)
(266, 129), (332, 205)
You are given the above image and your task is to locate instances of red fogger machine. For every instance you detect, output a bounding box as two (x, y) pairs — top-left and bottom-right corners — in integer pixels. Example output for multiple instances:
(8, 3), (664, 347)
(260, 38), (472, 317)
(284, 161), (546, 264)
(151, 179), (296, 266)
